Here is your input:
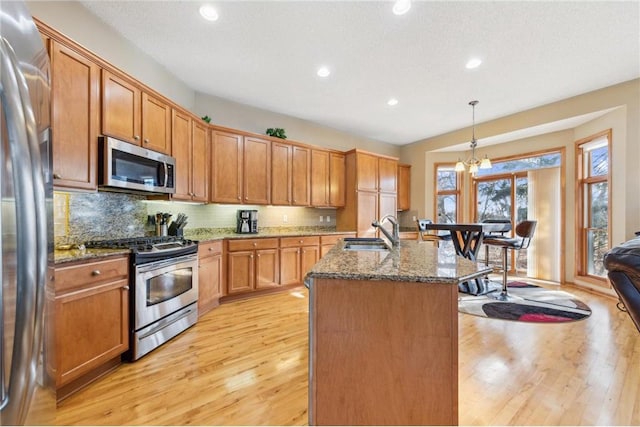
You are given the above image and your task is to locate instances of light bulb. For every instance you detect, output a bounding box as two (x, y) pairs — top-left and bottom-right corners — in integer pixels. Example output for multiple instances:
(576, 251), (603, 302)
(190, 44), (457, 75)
(454, 161), (465, 172)
(480, 155), (492, 169)
(469, 163), (479, 174)
(392, 0), (411, 15)
(199, 4), (219, 21)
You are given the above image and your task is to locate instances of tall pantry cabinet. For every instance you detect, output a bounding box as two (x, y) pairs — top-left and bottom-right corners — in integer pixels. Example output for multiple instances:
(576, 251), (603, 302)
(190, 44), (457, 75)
(336, 150), (398, 237)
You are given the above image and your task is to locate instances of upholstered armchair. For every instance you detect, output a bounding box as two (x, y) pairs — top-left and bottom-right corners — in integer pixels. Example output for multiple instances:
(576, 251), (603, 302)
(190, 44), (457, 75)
(603, 236), (640, 333)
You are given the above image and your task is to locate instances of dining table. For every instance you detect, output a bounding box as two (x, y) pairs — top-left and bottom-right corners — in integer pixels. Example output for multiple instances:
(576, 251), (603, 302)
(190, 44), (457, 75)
(420, 222), (511, 295)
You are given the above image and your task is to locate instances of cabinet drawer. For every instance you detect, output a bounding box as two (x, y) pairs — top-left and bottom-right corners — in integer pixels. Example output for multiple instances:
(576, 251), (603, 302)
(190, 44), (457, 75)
(55, 256), (129, 293)
(320, 233), (355, 245)
(280, 236), (320, 248)
(198, 240), (223, 257)
(227, 238), (279, 252)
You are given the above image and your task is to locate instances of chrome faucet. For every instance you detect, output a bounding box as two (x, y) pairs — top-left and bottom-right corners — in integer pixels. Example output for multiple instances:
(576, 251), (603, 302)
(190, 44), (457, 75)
(372, 215), (400, 247)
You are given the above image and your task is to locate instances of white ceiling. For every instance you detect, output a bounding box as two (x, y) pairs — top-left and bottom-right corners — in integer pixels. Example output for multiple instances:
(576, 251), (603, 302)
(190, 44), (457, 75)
(78, 0), (640, 146)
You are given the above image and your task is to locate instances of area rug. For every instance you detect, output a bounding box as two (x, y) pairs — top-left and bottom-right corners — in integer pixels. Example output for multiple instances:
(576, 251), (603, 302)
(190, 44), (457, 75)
(458, 281), (592, 323)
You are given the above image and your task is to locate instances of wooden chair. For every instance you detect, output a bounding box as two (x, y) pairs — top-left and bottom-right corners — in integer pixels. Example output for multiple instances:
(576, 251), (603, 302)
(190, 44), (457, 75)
(483, 220), (537, 301)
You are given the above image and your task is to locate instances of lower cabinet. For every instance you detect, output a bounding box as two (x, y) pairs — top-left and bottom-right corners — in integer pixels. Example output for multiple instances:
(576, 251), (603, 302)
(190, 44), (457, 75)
(54, 256), (129, 394)
(198, 240), (224, 316)
(280, 236), (320, 286)
(227, 238), (279, 295)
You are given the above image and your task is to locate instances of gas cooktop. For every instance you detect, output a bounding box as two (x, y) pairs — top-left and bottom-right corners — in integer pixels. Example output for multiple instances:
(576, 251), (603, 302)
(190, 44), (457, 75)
(85, 236), (197, 258)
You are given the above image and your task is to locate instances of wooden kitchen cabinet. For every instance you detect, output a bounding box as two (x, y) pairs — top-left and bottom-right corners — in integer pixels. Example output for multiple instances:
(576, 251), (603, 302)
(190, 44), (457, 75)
(311, 150), (345, 207)
(50, 40), (100, 190)
(311, 150), (330, 207)
(397, 163), (411, 211)
(211, 131), (270, 204)
(329, 152), (346, 207)
(54, 256), (129, 394)
(292, 146), (311, 206)
(198, 241), (224, 316)
(102, 70), (171, 154)
(280, 236), (320, 286)
(337, 150), (399, 237)
(172, 110), (209, 202)
(227, 238), (279, 295)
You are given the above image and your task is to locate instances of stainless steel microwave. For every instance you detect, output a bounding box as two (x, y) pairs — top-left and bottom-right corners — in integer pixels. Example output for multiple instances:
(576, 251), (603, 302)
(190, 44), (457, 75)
(99, 136), (175, 194)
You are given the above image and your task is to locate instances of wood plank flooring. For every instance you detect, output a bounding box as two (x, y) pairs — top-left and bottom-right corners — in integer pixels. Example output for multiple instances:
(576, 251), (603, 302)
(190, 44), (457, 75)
(56, 282), (640, 426)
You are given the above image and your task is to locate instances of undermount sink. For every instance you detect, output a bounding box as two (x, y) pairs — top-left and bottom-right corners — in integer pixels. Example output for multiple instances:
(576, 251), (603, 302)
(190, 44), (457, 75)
(343, 238), (390, 252)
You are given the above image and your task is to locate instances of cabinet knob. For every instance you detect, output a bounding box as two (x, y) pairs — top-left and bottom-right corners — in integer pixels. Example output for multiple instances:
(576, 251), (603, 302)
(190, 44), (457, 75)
(299, 240), (303, 243)
(245, 197), (248, 200)
(208, 247), (214, 251)
(250, 254), (254, 259)
(134, 135), (140, 140)
(253, 242), (257, 247)
(91, 270), (101, 276)
(123, 285), (130, 290)
(257, 254), (261, 257)
(144, 139), (149, 144)
(53, 173), (62, 179)
(238, 196), (241, 200)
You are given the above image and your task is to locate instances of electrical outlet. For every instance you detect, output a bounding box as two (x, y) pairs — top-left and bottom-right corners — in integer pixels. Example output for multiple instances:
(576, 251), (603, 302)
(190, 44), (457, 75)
(319, 215), (324, 223)
(326, 215), (331, 223)
(412, 216), (417, 222)
(283, 214), (288, 223)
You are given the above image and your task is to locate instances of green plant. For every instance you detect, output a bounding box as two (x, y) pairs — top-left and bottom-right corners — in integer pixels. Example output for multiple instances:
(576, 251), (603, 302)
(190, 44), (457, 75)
(201, 115), (212, 123)
(266, 128), (287, 139)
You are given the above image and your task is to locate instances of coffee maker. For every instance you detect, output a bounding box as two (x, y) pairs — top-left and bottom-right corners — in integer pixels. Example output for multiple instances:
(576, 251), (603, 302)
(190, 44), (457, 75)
(236, 209), (258, 234)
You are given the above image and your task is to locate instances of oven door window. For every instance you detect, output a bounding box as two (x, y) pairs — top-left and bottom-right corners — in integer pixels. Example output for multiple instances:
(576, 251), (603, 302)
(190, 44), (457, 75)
(146, 266), (192, 306)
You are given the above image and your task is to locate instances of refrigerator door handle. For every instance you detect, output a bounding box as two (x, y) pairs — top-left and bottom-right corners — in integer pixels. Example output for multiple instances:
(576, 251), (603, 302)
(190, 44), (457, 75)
(0, 37), (47, 425)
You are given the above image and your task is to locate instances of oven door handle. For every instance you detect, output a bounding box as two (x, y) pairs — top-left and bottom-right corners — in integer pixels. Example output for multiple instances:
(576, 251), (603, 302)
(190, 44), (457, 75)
(138, 306), (195, 340)
(136, 254), (197, 274)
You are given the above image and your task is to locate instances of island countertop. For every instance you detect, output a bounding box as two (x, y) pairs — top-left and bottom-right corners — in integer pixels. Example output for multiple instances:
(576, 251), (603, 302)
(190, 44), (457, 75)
(305, 239), (492, 284)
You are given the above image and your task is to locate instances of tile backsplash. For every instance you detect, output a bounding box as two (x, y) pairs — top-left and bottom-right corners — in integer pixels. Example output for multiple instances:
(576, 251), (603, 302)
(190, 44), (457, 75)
(54, 191), (337, 244)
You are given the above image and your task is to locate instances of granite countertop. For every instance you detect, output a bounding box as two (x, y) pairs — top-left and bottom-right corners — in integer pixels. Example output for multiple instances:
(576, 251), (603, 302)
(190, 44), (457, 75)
(305, 240), (492, 284)
(54, 227), (356, 265)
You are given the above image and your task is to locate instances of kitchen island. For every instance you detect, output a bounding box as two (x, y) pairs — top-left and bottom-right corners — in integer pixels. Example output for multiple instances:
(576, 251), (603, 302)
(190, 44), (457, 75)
(305, 240), (492, 426)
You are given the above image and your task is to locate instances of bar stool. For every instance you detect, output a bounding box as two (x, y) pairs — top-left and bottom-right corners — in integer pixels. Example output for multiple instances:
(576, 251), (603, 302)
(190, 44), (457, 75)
(483, 220), (537, 301)
(416, 219), (447, 247)
(482, 219), (512, 266)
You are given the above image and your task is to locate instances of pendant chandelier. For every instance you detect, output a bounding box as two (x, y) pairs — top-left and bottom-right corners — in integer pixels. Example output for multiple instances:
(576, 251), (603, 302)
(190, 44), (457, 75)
(455, 100), (491, 175)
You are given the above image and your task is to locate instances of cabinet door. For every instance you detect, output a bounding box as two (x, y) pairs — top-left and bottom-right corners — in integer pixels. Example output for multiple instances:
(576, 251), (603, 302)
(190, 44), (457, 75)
(356, 152), (378, 192)
(141, 92), (171, 154)
(55, 280), (128, 387)
(198, 254), (222, 315)
(301, 245), (320, 276)
(102, 70), (141, 144)
(379, 192), (398, 222)
(397, 164), (411, 211)
(244, 137), (271, 205)
(280, 247), (301, 286)
(271, 142), (292, 205)
(357, 191), (379, 237)
(227, 251), (254, 294)
(171, 109), (192, 200)
(329, 152), (346, 207)
(51, 41), (99, 190)
(211, 131), (243, 203)
(191, 120), (209, 202)
(311, 150), (330, 207)
(378, 157), (398, 193)
(255, 248), (279, 289)
(292, 146), (311, 206)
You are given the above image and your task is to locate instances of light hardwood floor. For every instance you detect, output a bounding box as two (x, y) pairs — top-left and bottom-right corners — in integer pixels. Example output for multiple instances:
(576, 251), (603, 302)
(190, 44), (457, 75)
(56, 282), (640, 426)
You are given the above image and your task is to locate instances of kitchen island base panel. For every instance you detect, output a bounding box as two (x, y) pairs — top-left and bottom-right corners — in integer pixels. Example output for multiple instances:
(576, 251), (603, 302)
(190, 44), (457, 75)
(310, 278), (458, 426)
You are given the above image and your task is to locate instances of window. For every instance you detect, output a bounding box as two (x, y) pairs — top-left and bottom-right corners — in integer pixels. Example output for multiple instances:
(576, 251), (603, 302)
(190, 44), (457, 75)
(435, 164), (461, 223)
(576, 130), (611, 281)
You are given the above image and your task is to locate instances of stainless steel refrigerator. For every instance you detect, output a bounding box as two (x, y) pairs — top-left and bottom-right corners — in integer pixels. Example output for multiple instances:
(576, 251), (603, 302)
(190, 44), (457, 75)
(0, 1), (55, 425)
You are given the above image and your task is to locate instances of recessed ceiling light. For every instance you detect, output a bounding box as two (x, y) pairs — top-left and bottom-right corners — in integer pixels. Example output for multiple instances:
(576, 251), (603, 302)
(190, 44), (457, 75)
(387, 98), (399, 106)
(199, 4), (219, 21)
(466, 58), (482, 69)
(317, 66), (330, 78)
(392, 0), (411, 15)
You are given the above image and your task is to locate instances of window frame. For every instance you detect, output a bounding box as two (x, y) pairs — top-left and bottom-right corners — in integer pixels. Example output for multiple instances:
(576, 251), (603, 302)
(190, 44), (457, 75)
(575, 129), (612, 285)
(433, 163), (462, 223)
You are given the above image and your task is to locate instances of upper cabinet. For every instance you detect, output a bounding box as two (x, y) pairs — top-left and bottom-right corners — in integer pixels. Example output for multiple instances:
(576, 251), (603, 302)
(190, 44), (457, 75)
(50, 40), (100, 190)
(397, 163), (411, 211)
(102, 70), (171, 154)
(378, 157), (398, 193)
(291, 146), (311, 206)
(172, 110), (209, 202)
(311, 150), (345, 208)
(210, 130), (270, 204)
(271, 142), (310, 207)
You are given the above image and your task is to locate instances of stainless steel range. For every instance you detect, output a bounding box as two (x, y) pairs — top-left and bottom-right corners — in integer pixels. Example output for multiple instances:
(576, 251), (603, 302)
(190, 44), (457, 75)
(85, 236), (199, 360)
